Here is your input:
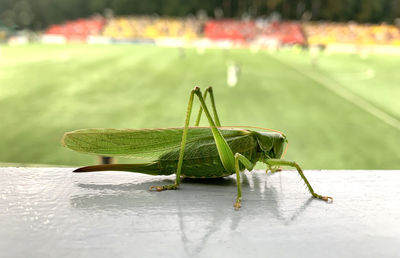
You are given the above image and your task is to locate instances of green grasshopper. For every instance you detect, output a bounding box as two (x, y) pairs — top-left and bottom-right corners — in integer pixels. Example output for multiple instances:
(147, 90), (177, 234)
(62, 86), (332, 209)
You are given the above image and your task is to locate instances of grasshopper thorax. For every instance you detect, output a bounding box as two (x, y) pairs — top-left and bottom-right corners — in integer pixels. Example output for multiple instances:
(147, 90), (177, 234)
(252, 131), (287, 160)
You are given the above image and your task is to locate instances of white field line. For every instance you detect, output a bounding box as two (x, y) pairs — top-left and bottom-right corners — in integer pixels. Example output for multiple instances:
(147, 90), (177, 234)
(270, 55), (400, 131)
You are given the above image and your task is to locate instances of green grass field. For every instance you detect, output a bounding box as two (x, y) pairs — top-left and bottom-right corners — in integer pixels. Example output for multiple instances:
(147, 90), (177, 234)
(0, 44), (399, 169)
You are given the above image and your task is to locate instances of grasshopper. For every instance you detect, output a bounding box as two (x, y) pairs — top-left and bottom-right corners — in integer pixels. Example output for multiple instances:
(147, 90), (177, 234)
(62, 86), (332, 209)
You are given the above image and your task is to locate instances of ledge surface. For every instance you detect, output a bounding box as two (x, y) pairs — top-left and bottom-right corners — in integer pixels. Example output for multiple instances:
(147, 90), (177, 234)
(1, 168), (399, 258)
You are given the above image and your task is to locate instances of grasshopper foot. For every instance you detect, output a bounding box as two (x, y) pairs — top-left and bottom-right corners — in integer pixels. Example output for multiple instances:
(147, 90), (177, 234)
(266, 166), (282, 174)
(313, 193), (333, 203)
(233, 198), (242, 210)
(149, 186), (164, 191)
(321, 196), (333, 202)
(149, 184), (178, 191)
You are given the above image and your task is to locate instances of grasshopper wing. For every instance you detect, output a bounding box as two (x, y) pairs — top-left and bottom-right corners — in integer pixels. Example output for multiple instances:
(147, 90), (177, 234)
(62, 127), (247, 159)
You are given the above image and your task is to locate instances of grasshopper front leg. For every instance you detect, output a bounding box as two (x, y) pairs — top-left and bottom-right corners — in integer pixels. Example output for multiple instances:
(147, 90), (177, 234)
(266, 159), (333, 202)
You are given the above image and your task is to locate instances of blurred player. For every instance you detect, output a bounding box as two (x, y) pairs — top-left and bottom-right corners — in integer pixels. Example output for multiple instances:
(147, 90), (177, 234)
(227, 61), (241, 87)
(310, 45), (321, 67)
(178, 47), (185, 58)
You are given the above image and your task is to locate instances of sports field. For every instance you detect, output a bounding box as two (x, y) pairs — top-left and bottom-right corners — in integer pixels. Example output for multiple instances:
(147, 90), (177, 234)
(0, 44), (399, 169)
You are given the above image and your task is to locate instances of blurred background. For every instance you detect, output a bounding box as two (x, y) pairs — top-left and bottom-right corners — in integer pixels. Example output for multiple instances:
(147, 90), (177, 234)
(0, 0), (399, 169)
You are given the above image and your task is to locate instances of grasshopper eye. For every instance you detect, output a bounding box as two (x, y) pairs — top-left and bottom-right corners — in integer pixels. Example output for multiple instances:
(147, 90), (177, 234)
(278, 133), (287, 143)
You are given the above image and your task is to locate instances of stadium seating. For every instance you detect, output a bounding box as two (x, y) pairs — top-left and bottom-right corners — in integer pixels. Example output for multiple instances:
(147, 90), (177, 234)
(304, 22), (400, 46)
(102, 16), (201, 40)
(43, 16), (400, 48)
(256, 21), (305, 44)
(191, 19), (306, 44)
(45, 18), (105, 42)
(204, 20), (256, 41)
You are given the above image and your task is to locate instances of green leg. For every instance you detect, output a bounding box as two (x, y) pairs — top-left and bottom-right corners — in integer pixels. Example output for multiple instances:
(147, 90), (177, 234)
(150, 86), (235, 191)
(233, 153), (255, 209)
(266, 159), (333, 202)
(195, 86), (221, 127)
(150, 87), (196, 191)
(193, 87), (236, 172)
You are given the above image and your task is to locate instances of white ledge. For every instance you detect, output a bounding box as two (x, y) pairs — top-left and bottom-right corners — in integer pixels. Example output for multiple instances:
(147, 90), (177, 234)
(1, 168), (399, 258)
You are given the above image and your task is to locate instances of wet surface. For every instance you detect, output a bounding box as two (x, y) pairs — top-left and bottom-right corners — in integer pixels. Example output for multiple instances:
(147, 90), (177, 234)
(1, 168), (400, 258)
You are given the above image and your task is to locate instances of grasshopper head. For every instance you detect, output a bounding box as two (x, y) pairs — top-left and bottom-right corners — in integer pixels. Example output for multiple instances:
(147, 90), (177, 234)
(255, 132), (287, 159)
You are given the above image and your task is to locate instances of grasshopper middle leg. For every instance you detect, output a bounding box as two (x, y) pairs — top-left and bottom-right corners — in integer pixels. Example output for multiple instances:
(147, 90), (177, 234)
(234, 153), (255, 209)
(150, 87), (196, 191)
